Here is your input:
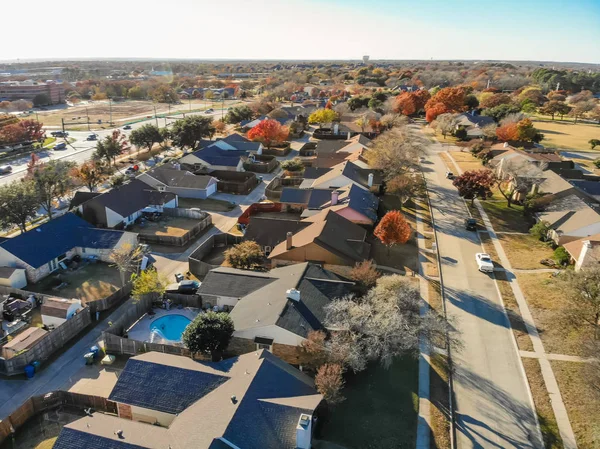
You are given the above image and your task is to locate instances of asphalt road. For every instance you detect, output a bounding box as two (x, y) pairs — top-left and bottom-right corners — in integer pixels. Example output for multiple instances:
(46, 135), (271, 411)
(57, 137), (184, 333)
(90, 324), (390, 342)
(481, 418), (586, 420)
(423, 141), (543, 448)
(0, 108), (231, 187)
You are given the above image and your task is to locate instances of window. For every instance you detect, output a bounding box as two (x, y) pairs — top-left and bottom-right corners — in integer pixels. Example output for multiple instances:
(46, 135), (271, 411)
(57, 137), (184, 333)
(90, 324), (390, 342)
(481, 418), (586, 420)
(264, 246), (271, 255)
(48, 259), (58, 272)
(81, 248), (86, 253)
(254, 336), (274, 352)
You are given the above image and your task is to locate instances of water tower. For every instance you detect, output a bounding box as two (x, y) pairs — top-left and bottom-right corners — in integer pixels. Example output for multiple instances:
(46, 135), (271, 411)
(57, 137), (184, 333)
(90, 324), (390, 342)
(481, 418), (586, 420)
(362, 55), (370, 64)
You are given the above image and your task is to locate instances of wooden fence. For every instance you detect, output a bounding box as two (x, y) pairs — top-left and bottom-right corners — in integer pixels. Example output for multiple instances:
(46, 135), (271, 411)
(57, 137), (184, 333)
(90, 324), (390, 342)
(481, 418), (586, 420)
(262, 143), (291, 157)
(188, 233), (243, 277)
(237, 202), (282, 225)
(212, 170), (259, 195)
(265, 176), (303, 200)
(0, 307), (92, 376)
(0, 391), (117, 445)
(84, 283), (132, 316)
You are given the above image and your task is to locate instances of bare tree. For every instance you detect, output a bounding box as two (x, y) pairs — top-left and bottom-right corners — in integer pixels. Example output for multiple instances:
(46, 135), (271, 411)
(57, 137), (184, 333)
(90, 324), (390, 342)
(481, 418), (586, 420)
(495, 159), (546, 207)
(559, 267), (600, 339)
(431, 113), (459, 139)
(315, 363), (345, 405)
(333, 102), (350, 121)
(366, 126), (426, 180)
(325, 275), (451, 372)
(481, 123), (498, 140)
(110, 243), (144, 287)
(380, 113), (408, 130)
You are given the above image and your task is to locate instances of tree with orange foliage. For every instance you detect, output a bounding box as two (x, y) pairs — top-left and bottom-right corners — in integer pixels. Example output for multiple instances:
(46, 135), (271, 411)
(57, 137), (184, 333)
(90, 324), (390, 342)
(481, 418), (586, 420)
(495, 122), (519, 141)
(374, 210), (412, 254)
(424, 87), (468, 122)
(247, 119), (289, 149)
(315, 363), (345, 405)
(394, 90), (431, 116)
(325, 100), (333, 109)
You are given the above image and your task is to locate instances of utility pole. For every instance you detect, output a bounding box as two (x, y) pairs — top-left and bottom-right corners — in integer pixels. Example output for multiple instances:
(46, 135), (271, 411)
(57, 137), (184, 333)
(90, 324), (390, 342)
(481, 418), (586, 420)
(556, 82), (560, 91)
(486, 79), (490, 89)
(109, 98), (113, 127)
(61, 118), (65, 135)
(189, 95), (191, 112)
(86, 107), (90, 131)
(153, 105), (159, 127)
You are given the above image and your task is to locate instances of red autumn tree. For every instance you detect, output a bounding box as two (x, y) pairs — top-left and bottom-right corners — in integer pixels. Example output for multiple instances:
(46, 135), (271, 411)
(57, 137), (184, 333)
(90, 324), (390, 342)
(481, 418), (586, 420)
(394, 90), (431, 116)
(315, 363), (345, 405)
(325, 101), (333, 109)
(452, 169), (496, 206)
(0, 123), (27, 144)
(496, 122), (519, 141)
(425, 87), (468, 122)
(247, 119), (289, 149)
(479, 93), (512, 109)
(374, 210), (412, 254)
(20, 119), (45, 141)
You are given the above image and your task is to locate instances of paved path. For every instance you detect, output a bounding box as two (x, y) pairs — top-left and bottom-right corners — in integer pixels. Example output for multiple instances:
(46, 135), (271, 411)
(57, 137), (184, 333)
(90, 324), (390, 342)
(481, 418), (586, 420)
(424, 140), (544, 449)
(0, 301), (131, 420)
(519, 351), (598, 363)
(445, 150), (578, 449)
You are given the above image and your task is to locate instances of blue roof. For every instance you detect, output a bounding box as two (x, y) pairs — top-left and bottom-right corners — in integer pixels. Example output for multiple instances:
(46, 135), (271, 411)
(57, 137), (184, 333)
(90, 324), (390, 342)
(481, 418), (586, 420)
(54, 428), (148, 449)
(192, 145), (248, 167)
(108, 359), (229, 414)
(0, 213), (125, 269)
(345, 184), (379, 221)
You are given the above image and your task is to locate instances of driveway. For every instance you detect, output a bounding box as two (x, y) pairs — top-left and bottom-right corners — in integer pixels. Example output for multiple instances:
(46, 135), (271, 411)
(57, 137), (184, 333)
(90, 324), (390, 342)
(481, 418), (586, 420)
(423, 140), (543, 448)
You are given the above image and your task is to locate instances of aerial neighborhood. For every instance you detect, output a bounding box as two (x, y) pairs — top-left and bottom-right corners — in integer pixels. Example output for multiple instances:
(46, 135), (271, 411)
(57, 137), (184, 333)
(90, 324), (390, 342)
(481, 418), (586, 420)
(0, 30), (599, 449)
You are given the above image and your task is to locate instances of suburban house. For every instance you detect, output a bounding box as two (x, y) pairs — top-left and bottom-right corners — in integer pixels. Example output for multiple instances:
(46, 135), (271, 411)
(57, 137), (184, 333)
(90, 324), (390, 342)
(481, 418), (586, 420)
(179, 134), (263, 172)
(76, 179), (177, 229)
(300, 161), (382, 193)
(312, 134), (372, 168)
(268, 210), (371, 267)
(199, 262), (354, 360)
(243, 216), (310, 256)
(0, 267), (27, 289)
(455, 112), (495, 139)
(41, 297), (84, 328)
(138, 165), (218, 199)
(563, 233), (600, 271)
(536, 194), (600, 244)
(0, 213), (138, 283)
(54, 350), (322, 449)
(281, 184), (379, 225)
(240, 115), (288, 131)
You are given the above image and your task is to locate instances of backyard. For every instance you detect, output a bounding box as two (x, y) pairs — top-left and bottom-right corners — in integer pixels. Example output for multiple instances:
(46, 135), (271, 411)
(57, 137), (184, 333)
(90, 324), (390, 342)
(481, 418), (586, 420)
(497, 234), (555, 270)
(318, 357), (418, 449)
(131, 216), (199, 238)
(532, 118), (600, 152)
(27, 263), (122, 303)
(178, 197), (235, 212)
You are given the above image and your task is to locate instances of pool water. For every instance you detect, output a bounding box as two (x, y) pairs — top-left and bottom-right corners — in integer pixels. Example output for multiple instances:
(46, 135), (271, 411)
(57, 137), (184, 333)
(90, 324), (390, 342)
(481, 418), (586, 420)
(149, 315), (192, 342)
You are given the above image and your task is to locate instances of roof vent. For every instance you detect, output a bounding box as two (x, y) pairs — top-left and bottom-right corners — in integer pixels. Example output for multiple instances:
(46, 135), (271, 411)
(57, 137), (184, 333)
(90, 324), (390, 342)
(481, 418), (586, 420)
(230, 395), (237, 404)
(286, 288), (300, 301)
(115, 430), (124, 439)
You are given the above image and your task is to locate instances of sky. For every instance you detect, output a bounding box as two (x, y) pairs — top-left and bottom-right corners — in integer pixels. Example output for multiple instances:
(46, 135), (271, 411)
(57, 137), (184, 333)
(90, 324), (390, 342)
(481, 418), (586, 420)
(3, 0), (600, 64)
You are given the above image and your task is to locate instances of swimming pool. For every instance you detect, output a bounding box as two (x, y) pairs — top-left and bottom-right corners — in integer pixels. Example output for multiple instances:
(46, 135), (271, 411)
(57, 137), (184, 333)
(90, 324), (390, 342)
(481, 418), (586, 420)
(149, 314), (192, 342)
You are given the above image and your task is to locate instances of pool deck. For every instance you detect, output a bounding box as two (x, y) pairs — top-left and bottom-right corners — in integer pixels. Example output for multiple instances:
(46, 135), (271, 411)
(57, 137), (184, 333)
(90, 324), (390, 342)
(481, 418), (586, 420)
(126, 307), (200, 343)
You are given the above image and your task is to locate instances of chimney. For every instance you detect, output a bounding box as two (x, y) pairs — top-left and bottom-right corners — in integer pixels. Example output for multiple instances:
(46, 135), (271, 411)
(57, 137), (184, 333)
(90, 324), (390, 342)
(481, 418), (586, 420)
(503, 142), (508, 148)
(286, 232), (293, 250)
(576, 240), (593, 271)
(173, 162), (181, 170)
(296, 414), (313, 449)
(257, 145), (263, 155)
(368, 173), (374, 188)
(333, 123), (339, 134)
(331, 190), (339, 206)
(347, 131), (351, 140)
(286, 288), (301, 301)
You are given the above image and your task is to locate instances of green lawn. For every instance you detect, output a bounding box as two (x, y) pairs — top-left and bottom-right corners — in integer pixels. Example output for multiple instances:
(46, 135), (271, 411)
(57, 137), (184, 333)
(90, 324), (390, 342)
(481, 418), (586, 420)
(532, 117), (600, 152)
(318, 357), (419, 449)
(42, 136), (56, 147)
(480, 201), (531, 233)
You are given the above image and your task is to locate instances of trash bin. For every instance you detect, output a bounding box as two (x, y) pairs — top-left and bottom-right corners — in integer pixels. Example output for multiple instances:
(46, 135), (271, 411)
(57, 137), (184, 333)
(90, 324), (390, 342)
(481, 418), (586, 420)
(90, 346), (100, 359)
(24, 364), (35, 379)
(31, 360), (41, 372)
(84, 353), (95, 365)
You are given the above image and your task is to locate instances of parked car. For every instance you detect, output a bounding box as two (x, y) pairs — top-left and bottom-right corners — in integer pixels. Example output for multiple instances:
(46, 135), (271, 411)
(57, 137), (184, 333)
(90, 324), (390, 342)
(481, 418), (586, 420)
(475, 253), (494, 273)
(53, 142), (67, 150)
(465, 218), (477, 231)
(51, 131), (69, 138)
(445, 171), (455, 180)
(123, 125), (132, 130)
(205, 108), (214, 114)
(177, 280), (200, 293)
(125, 165), (139, 175)
(0, 165), (12, 174)
(86, 134), (97, 141)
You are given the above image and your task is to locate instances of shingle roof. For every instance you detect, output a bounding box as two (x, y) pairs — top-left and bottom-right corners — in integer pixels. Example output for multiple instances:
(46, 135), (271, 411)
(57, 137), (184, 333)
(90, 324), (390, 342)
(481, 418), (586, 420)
(109, 358), (229, 414)
(55, 350), (322, 449)
(191, 145), (249, 167)
(88, 180), (176, 218)
(146, 167), (215, 189)
(41, 298), (77, 319)
(243, 216), (310, 249)
(279, 188), (332, 208)
(0, 213), (126, 268)
(69, 191), (101, 209)
(198, 269), (276, 297)
(304, 161), (381, 191)
(339, 184), (379, 221)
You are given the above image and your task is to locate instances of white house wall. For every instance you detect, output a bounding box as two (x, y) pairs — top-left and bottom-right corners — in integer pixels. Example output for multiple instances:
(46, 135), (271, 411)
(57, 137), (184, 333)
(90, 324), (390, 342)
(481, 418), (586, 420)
(129, 405), (175, 427)
(105, 207), (126, 228)
(41, 315), (66, 328)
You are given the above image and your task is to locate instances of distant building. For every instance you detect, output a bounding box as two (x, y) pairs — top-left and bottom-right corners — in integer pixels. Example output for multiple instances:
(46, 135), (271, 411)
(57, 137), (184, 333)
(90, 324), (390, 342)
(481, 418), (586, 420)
(0, 80), (65, 104)
(362, 55), (370, 64)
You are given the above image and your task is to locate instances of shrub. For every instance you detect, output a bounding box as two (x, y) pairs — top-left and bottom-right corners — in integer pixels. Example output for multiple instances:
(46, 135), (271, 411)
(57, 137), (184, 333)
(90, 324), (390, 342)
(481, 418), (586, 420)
(470, 141), (485, 155)
(182, 311), (234, 361)
(454, 127), (468, 141)
(529, 221), (550, 241)
(281, 157), (304, 172)
(349, 260), (380, 291)
(594, 159), (600, 169)
(315, 363), (345, 405)
(224, 241), (263, 269)
(553, 246), (570, 266)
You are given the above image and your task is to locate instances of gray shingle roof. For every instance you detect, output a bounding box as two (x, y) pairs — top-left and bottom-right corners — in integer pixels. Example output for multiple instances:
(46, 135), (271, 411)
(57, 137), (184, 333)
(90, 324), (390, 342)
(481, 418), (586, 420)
(108, 359), (229, 414)
(343, 184), (379, 221)
(147, 167), (214, 189)
(243, 216), (310, 249)
(54, 428), (148, 449)
(198, 270), (276, 298)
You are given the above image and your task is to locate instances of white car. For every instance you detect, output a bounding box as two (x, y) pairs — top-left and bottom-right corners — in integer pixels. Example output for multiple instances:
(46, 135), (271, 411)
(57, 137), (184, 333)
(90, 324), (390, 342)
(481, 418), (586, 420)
(476, 253), (494, 273)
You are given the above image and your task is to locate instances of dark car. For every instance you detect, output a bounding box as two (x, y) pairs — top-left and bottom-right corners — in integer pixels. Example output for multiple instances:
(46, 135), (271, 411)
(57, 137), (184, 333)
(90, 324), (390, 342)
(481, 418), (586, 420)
(465, 218), (477, 231)
(123, 125), (132, 130)
(178, 280), (200, 293)
(86, 134), (97, 141)
(445, 171), (455, 180)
